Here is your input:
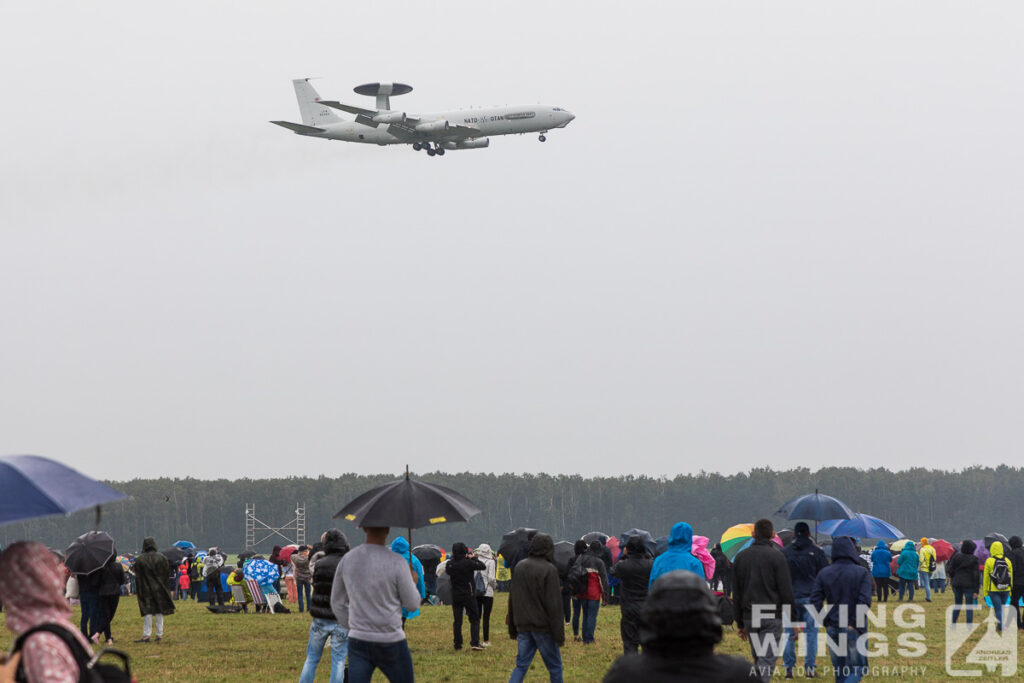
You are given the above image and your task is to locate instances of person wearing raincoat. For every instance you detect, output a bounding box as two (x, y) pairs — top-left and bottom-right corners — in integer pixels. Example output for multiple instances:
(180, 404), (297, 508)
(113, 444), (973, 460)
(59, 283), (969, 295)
(691, 536), (716, 581)
(870, 540), (893, 602)
(133, 537), (174, 642)
(390, 537), (426, 622)
(648, 522), (705, 588)
(474, 543), (498, 646)
(226, 567), (250, 613)
(917, 538), (936, 602)
(896, 543), (919, 601)
(982, 541), (1013, 632)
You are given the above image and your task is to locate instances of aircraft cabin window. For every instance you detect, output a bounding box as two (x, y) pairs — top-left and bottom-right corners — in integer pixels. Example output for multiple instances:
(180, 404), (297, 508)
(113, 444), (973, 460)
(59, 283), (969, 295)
(505, 111), (536, 120)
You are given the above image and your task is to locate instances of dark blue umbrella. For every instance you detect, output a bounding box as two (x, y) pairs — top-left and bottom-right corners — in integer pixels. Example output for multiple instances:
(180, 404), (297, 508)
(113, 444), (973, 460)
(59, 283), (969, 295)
(654, 535), (670, 556)
(0, 455), (127, 525)
(618, 529), (656, 556)
(818, 513), (903, 540)
(776, 490), (855, 522)
(173, 540), (196, 550)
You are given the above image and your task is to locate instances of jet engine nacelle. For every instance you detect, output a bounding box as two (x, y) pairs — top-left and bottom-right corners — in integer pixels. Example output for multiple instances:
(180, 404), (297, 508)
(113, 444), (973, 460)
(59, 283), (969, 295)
(442, 138), (490, 150)
(415, 119), (449, 133)
(372, 111), (406, 124)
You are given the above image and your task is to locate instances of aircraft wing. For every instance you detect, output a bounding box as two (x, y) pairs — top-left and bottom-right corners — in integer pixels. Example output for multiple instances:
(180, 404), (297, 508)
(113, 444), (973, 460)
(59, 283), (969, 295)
(270, 120), (326, 134)
(318, 100), (376, 117)
(441, 125), (482, 140)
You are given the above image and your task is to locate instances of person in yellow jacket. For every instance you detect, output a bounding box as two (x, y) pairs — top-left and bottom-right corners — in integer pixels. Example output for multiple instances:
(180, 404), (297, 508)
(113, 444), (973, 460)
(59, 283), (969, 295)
(982, 541), (1013, 632)
(918, 538), (937, 602)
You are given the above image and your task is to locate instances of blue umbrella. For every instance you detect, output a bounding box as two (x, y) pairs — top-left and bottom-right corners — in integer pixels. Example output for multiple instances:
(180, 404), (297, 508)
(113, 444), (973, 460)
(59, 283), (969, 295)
(0, 455), (128, 525)
(243, 558), (279, 586)
(818, 513), (903, 540)
(776, 490), (855, 522)
(173, 540), (196, 550)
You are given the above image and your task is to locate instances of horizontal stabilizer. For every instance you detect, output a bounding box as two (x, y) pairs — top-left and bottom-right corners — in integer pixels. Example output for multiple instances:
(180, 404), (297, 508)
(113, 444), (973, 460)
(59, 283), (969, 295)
(270, 120), (326, 134)
(318, 100), (377, 117)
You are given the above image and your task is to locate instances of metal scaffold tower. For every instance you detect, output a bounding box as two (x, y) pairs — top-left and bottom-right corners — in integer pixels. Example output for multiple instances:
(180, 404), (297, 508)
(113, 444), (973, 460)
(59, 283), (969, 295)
(244, 503), (306, 550)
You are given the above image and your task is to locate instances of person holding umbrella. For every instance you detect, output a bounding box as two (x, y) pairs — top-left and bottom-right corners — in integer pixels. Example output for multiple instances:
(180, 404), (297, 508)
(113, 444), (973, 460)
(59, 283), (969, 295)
(445, 542), (486, 650)
(133, 537), (174, 643)
(609, 536), (653, 655)
(331, 526), (421, 683)
(203, 547), (225, 606)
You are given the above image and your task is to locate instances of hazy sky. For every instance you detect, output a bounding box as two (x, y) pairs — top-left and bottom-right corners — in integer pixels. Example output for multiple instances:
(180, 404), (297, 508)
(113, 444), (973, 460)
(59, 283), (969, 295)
(2, 2), (1022, 481)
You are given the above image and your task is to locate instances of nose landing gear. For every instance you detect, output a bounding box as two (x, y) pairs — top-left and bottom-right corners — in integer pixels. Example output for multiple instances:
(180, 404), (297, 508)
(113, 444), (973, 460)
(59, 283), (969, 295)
(538, 133), (547, 142)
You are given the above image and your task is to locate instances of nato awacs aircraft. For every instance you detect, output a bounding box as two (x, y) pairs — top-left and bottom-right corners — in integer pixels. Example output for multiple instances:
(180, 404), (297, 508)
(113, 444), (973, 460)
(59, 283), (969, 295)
(271, 79), (574, 156)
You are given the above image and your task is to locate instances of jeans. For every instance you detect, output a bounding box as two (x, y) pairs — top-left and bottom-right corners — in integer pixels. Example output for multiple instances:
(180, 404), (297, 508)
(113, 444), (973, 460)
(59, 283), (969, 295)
(918, 571), (932, 600)
(298, 618), (347, 683)
(1011, 585), (1024, 628)
(931, 577), (947, 593)
(79, 591), (101, 639)
(477, 595), (494, 642)
(347, 637), (413, 683)
(508, 631), (562, 683)
(747, 618), (784, 683)
(989, 590), (1010, 631)
(951, 588), (976, 624)
(783, 597), (818, 670)
(452, 593), (481, 648)
(580, 599), (600, 643)
(295, 580), (312, 613)
(570, 598), (582, 636)
(825, 626), (867, 683)
(897, 577), (915, 601)
(205, 574), (224, 605)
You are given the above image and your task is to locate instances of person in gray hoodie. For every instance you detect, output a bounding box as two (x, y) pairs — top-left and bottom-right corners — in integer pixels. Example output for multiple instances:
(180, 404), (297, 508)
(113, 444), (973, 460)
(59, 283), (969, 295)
(332, 527), (421, 683)
(203, 547), (225, 606)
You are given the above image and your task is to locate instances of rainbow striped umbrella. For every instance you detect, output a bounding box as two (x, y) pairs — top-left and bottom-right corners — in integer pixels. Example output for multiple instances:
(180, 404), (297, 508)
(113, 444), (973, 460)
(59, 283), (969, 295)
(721, 523), (755, 560)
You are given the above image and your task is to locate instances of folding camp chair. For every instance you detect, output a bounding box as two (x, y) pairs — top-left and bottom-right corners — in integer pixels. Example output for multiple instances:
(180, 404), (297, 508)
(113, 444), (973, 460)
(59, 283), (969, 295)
(230, 585), (248, 612)
(245, 579), (268, 613)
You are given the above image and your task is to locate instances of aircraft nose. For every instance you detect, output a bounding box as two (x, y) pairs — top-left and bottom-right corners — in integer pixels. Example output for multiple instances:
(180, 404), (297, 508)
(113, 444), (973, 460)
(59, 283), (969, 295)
(561, 110), (575, 126)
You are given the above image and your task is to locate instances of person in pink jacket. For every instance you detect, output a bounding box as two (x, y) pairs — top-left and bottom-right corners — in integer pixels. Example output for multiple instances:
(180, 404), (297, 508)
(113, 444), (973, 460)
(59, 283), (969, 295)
(692, 535), (716, 581)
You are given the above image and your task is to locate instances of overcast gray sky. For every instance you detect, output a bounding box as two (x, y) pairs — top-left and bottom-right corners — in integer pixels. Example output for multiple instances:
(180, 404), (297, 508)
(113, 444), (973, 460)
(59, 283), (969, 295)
(2, 2), (1022, 481)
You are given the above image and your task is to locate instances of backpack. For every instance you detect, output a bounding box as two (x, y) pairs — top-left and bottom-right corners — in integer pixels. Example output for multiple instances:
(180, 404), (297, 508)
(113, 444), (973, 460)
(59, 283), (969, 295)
(990, 557), (1011, 591)
(567, 562), (588, 596)
(13, 624), (132, 683)
(927, 554), (936, 573)
(715, 593), (735, 626)
(473, 571), (487, 597)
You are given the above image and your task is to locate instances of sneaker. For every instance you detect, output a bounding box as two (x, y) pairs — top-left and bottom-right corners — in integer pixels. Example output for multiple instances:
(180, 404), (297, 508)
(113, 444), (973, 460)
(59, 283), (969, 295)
(471, 644), (485, 651)
(482, 641), (491, 647)
(155, 636), (162, 643)
(806, 669), (816, 678)
(785, 668), (793, 679)
(134, 637), (150, 643)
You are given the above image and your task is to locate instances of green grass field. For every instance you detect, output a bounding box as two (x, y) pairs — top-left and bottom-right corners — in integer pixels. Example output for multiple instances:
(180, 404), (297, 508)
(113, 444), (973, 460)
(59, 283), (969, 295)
(0, 589), (1017, 681)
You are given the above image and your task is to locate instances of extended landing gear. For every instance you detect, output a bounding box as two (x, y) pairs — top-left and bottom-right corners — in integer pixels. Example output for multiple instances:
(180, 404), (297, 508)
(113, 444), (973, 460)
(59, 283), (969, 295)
(435, 147), (445, 156)
(412, 142), (422, 151)
(419, 142), (445, 157)
(426, 147), (436, 156)
(538, 133), (547, 142)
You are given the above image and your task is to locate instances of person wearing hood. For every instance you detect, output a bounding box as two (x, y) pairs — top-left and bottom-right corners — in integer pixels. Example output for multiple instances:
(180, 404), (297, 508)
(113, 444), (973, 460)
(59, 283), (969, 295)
(203, 546), (225, 606)
(301, 529), (350, 683)
(133, 537), (174, 643)
(1004, 536), (1024, 629)
(917, 538), (936, 602)
(781, 522), (828, 679)
(732, 519), (793, 683)
(603, 570), (759, 682)
(609, 535), (653, 655)
(0, 542), (97, 682)
(710, 543), (732, 596)
(691, 536), (716, 581)
(870, 540), (893, 603)
(474, 543), (497, 646)
(895, 543), (919, 601)
(508, 533), (565, 683)
(445, 542), (486, 650)
(648, 522), (705, 587)
(390, 537), (426, 623)
(575, 540), (610, 645)
(982, 540), (1013, 632)
(567, 540), (588, 641)
(946, 540), (981, 626)
(810, 536), (872, 683)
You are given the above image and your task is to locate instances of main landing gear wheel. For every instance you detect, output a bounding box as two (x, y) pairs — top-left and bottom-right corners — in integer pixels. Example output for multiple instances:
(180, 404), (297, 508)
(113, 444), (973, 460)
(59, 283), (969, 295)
(412, 142), (422, 151)
(538, 134), (547, 142)
(436, 147), (445, 156)
(427, 148), (436, 156)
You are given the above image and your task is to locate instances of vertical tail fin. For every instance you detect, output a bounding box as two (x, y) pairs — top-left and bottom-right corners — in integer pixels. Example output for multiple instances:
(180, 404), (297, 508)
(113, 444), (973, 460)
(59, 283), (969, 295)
(292, 79), (342, 126)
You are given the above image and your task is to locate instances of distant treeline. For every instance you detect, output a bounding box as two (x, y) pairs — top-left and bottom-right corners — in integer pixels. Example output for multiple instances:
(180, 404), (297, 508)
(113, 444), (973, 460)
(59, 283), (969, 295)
(3, 466), (1020, 555)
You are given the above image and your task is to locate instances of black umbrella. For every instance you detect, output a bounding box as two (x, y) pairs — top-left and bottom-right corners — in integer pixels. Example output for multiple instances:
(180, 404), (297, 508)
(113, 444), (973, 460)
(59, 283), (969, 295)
(498, 528), (538, 568)
(412, 544), (444, 563)
(654, 535), (670, 556)
(777, 529), (795, 547)
(436, 573), (452, 605)
(552, 541), (575, 574)
(334, 466), (482, 568)
(776, 489), (855, 540)
(237, 550), (256, 564)
(581, 531), (609, 545)
(618, 528), (656, 556)
(161, 547), (187, 565)
(984, 533), (1008, 549)
(65, 531), (116, 575)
